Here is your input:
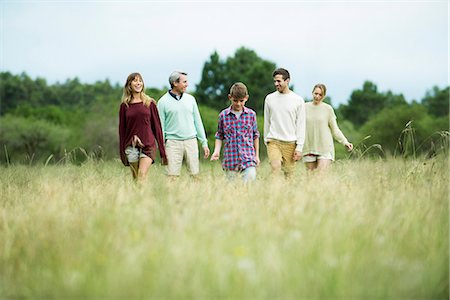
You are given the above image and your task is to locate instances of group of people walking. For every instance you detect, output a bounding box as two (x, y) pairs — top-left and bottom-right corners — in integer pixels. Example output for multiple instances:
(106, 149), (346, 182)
(118, 68), (353, 182)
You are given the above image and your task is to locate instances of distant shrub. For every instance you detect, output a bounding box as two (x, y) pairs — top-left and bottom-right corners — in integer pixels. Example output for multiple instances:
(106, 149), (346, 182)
(0, 115), (70, 164)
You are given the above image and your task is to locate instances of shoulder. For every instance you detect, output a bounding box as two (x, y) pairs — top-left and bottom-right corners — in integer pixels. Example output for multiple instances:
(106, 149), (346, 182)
(183, 93), (196, 101)
(322, 102), (334, 111)
(265, 91), (278, 101)
(305, 102), (316, 113)
(157, 92), (170, 103)
(219, 108), (229, 117)
(244, 107), (257, 116)
(289, 92), (304, 103)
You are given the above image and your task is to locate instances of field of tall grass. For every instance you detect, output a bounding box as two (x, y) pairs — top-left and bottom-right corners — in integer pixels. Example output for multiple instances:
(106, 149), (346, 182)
(1, 156), (448, 299)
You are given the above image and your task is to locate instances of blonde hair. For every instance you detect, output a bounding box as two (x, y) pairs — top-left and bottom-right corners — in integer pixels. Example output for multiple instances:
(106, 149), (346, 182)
(229, 82), (248, 99)
(121, 72), (155, 107)
(312, 83), (327, 97)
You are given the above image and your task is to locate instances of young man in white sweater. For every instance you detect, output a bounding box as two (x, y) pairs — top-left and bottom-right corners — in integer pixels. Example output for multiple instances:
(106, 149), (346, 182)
(263, 68), (306, 178)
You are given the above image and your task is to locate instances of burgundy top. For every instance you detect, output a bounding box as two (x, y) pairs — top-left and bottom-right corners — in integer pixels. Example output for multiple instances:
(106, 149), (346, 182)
(119, 101), (167, 166)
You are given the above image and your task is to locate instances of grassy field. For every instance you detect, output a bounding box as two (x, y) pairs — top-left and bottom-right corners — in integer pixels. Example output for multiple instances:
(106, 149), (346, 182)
(1, 157), (448, 299)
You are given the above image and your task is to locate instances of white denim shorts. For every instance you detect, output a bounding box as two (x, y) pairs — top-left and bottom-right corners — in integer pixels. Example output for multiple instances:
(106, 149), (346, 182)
(125, 146), (148, 163)
(302, 152), (333, 163)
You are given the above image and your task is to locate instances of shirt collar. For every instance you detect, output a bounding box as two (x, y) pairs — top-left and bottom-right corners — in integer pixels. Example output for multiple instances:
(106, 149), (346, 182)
(225, 106), (248, 115)
(169, 90), (183, 100)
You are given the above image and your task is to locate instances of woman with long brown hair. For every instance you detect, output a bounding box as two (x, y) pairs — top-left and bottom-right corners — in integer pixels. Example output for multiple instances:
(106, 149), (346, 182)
(119, 72), (167, 181)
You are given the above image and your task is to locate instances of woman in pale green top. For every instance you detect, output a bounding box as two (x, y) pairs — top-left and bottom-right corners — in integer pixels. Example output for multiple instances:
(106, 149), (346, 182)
(303, 84), (353, 171)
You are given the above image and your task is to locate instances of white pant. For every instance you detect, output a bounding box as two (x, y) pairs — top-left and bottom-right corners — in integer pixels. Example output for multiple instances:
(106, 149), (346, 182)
(165, 138), (199, 176)
(226, 167), (257, 182)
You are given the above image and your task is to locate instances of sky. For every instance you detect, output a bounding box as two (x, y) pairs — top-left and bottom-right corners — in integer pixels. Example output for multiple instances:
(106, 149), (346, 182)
(1, 0), (449, 106)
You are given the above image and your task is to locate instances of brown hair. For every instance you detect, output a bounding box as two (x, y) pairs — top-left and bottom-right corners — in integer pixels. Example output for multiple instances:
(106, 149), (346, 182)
(312, 83), (327, 97)
(272, 68), (290, 80)
(229, 82), (248, 99)
(121, 72), (155, 107)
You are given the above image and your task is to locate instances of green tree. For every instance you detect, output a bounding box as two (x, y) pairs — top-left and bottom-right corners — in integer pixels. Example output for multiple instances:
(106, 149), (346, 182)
(359, 103), (440, 156)
(339, 81), (407, 127)
(195, 51), (226, 108)
(196, 47), (276, 114)
(421, 86), (449, 117)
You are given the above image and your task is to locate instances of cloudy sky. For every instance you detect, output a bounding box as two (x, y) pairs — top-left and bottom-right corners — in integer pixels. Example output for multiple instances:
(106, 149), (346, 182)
(1, 0), (448, 105)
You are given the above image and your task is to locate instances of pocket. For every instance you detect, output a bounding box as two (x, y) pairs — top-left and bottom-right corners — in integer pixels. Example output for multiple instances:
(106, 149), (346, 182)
(124, 147), (133, 155)
(242, 123), (252, 138)
(125, 146), (139, 162)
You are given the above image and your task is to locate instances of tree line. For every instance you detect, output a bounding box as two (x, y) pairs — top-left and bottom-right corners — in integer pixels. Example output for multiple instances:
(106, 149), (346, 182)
(0, 47), (448, 165)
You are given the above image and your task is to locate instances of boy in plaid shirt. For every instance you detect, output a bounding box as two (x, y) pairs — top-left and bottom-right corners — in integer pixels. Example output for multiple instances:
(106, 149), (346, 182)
(210, 82), (260, 182)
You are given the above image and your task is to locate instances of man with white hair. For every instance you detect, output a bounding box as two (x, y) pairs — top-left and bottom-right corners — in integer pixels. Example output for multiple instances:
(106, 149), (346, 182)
(157, 71), (210, 178)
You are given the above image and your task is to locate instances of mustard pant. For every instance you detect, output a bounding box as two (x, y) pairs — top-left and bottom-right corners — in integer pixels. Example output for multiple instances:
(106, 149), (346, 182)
(266, 139), (296, 177)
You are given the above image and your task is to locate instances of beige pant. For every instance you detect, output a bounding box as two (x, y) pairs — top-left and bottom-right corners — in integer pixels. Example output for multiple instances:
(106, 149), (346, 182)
(165, 138), (199, 176)
(267, 139), (297, 176)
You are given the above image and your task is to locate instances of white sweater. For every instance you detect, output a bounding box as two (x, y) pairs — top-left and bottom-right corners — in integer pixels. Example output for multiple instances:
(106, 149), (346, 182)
(303, 101), (349, 159)
(263, 90), (306, 152)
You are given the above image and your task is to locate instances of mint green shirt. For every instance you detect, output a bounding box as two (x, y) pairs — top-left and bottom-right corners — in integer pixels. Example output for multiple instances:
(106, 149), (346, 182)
(157, 92), (208, 147)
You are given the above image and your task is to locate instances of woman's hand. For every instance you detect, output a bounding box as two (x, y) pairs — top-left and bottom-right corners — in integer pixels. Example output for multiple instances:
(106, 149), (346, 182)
(132, 135), (144, 148)
(345, 142), (353, 151)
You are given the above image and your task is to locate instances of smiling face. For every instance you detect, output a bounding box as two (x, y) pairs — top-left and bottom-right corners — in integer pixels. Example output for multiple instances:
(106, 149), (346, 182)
(130, 75), (143, 94)
(172, 74), (188, 94)
(273, 74), (289, 93)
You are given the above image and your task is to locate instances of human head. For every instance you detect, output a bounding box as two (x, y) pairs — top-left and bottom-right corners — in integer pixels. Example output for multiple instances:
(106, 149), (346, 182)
(122, 72), (152, 106)
(312, 83), (327, 103)
(169, 71), (188, 94)
(229, 82), (249, 99)
(124, 72), (145, 96)
(272, 68), (290, 93)
(123, 72), (144, 95)
(228, 82), (249, 111)
(272, 68), (290, 81)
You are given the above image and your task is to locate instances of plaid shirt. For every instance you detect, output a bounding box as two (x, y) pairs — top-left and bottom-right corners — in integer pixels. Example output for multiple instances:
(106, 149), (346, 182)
(215, 106), (260, 171)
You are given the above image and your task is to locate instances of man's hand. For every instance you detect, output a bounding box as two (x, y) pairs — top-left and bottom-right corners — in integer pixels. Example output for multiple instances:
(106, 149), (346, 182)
(203, 146), (210, 159)
(293, 151), (302, 161)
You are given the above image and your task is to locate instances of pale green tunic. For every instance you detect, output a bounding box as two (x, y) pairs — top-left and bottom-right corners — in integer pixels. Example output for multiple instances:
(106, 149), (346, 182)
(303, 102), (349, 160)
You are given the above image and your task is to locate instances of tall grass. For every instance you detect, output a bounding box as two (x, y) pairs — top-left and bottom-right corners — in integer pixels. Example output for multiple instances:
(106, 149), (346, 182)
(1, 157), (448, 299)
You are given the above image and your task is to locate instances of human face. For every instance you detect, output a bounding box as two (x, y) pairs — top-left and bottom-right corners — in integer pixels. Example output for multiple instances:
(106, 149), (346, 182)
(229, 95), (248, 111)
(273, 74), (289, 93)
(130, 76), (143, 94)
(172, 74), (188, 94)
(312, 87), (324, 104)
